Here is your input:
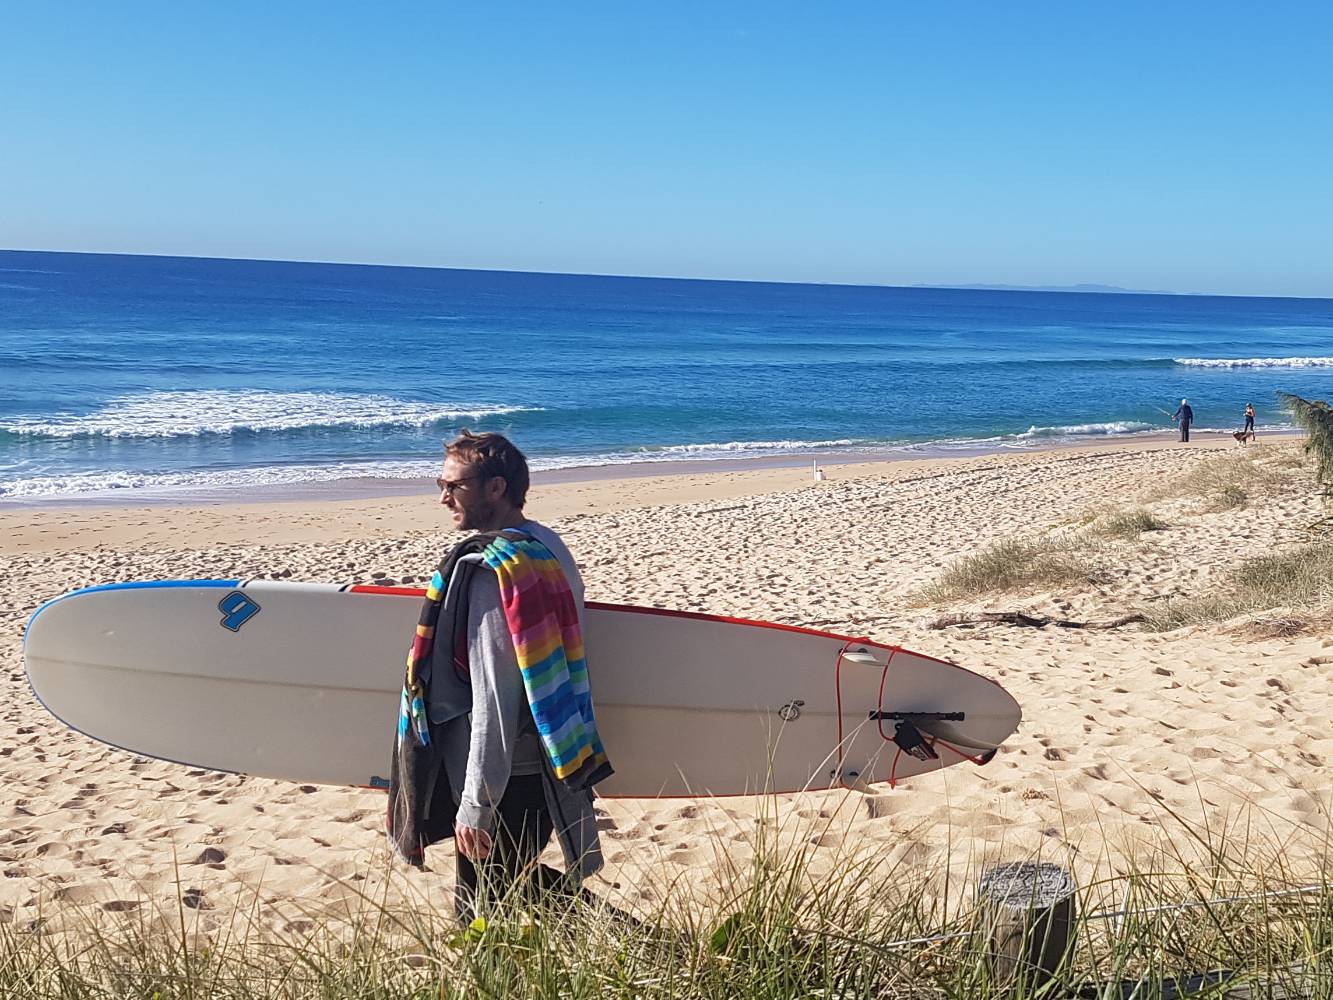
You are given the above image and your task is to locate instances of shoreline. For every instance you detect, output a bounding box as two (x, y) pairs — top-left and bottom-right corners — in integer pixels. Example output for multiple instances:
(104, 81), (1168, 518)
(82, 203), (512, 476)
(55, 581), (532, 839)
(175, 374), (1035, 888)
(0, 431), (1300, 556)
(0, 429), (1299, 513)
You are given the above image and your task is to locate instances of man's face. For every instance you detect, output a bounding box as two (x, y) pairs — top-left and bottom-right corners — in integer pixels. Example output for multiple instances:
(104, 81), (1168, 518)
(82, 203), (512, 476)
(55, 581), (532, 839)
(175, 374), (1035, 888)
(438, 455), (499, 531)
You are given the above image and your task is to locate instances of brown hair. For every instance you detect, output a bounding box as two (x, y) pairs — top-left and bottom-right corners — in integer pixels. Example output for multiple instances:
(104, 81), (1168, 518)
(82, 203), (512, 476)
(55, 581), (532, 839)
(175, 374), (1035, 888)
(445, 429), (530, 509)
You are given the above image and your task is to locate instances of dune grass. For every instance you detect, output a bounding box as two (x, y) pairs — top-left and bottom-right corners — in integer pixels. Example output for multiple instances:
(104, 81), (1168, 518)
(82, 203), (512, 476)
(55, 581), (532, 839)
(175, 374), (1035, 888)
(6, 802), (1333, 999)
(917, 502), (1175, 606)
(1090, 507), (1168, 540)
(1144, 539), (1333, 632)
(1265, 449), (1308, 470)
(1148, 449), (1290, 513)
(913, 533), (1100, 605)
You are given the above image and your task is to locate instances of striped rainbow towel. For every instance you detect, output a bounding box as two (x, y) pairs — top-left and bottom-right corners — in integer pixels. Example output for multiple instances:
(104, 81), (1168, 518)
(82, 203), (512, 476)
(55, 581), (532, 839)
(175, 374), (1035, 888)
(481, 532), (613, 790)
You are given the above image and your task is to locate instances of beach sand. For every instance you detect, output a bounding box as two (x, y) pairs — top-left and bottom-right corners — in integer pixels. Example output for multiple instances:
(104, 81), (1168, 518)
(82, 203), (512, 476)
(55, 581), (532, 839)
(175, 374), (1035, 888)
(3, 433), (1331, 935)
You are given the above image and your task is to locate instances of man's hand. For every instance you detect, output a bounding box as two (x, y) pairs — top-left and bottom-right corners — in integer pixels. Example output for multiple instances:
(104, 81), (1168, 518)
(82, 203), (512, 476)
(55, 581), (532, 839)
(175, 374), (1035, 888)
(456, 823), (494, 861)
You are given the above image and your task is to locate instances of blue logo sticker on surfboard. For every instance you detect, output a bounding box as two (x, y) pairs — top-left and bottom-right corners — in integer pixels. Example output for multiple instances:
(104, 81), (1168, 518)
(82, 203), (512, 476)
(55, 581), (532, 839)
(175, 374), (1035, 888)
(218, 591), (261, 632)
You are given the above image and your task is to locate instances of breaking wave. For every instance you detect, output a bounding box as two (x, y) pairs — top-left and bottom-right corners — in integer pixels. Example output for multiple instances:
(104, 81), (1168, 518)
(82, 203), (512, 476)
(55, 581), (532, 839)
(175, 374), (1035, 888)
(0, 439), (872, 499)
(0, 390), (538, 440)
(0, 459), (440, 500)
(1174, 356), (1333, 369)
(1018, 420), (1156, 438)
(529, 439), (867, 470)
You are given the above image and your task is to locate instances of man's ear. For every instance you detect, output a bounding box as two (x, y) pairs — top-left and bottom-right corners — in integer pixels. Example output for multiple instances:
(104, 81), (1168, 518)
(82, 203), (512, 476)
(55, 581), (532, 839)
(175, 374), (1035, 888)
(486, 475), (509, 503)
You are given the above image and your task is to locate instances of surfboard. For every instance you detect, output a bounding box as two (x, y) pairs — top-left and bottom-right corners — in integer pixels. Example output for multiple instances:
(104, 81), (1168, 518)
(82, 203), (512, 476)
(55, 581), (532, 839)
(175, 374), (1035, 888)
(23, 580), (1021, 797)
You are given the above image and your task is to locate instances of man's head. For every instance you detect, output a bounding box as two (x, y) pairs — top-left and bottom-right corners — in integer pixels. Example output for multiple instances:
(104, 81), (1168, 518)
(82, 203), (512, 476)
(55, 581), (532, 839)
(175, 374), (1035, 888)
(1182, 399), (1188, 405)
(439, 430), (530, 531)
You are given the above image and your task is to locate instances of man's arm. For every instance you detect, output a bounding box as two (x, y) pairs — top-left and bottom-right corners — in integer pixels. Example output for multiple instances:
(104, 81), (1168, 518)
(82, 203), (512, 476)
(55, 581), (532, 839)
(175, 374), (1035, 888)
(456, 572), (528, 850)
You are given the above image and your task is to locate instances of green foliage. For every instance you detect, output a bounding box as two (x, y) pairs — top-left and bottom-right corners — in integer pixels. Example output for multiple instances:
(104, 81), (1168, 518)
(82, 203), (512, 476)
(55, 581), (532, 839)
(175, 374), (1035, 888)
(1150, 450), (1285, 512)
(1280, 391), (1333, 504)
(7, 814), (1333, 999)
(1093, 508), (1168, 539)
(1214, 482), (1247, 510)
(1144, 540), (1333, 632)
(915, 534), (1098, 603)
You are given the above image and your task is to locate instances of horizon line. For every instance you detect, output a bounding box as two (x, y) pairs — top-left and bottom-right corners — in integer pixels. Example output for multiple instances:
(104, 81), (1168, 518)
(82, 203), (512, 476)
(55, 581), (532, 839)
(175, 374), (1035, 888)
(4, 246), (1330, 303)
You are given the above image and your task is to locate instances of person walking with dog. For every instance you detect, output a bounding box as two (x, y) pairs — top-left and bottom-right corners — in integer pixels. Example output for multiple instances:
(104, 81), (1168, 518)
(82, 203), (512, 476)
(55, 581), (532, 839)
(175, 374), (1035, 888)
(1173, 398), (1194, 442)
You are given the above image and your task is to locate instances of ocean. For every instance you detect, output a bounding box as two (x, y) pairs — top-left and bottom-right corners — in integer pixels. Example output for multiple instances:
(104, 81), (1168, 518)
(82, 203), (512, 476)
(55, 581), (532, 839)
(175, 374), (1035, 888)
(2, 249), (1331, 503)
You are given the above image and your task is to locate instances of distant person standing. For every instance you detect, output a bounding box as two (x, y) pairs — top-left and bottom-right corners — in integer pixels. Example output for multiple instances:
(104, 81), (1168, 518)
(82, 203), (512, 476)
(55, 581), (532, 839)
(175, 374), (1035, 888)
(1244, 402), (1255, 438)
(1173, 398), (1194, 442)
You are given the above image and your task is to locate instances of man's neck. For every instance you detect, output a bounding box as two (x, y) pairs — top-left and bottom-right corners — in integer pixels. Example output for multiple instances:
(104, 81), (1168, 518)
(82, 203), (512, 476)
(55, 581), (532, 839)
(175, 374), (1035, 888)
(478, 508), (528, 532)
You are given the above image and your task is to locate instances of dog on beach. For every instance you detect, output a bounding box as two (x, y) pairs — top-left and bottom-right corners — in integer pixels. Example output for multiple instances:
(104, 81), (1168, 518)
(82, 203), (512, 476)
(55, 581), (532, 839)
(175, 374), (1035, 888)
(1232, 430), (1255, 445)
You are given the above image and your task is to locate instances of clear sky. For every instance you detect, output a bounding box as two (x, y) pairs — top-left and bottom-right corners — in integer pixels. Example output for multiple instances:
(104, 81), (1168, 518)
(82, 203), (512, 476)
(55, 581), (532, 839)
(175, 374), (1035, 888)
(3, 2), (1331, 296)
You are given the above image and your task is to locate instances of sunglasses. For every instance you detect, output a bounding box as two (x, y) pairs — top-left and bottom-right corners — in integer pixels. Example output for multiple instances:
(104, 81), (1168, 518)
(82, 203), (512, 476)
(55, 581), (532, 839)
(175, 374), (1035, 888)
(436, 474), (482, 497)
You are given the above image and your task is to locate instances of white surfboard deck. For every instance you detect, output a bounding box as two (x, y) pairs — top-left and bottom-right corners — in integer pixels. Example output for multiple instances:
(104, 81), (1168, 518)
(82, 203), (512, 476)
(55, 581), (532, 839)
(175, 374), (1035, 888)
(24, 579), (1020, 797)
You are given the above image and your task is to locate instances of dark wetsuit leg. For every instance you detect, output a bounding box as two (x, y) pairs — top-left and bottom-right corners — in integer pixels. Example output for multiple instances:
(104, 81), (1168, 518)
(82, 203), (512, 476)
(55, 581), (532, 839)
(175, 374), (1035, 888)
(454, 774), (555, 920)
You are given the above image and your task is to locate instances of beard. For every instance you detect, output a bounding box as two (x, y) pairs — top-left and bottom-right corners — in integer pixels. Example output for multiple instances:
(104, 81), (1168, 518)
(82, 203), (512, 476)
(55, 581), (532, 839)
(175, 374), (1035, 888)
(455, 498), (499, 532)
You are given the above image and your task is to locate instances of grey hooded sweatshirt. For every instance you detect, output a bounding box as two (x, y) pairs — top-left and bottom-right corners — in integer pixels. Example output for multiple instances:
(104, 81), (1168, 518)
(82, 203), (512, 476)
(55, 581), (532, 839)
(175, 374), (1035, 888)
(429, 520), (604, 880)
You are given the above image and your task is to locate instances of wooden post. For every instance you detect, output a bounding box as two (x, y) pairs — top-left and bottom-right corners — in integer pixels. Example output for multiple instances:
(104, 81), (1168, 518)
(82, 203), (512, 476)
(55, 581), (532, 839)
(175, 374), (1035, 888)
(977, 862), (1077, 992)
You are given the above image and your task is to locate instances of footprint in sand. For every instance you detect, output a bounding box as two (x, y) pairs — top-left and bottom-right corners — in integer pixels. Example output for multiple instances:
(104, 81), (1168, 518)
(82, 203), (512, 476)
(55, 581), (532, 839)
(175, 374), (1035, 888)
(193, 847), (226, 866)
(862, 796), (893, 820)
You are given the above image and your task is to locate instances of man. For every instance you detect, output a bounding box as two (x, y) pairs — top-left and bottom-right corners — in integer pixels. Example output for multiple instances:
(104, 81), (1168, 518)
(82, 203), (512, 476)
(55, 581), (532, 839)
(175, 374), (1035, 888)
(389, 430), (608, 919)
(1174, 398), (1194, 442)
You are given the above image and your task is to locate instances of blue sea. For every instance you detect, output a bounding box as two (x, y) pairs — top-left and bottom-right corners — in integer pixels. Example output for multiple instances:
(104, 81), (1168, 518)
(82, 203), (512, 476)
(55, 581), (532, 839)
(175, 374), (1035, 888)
(2, 249), (1332, 503)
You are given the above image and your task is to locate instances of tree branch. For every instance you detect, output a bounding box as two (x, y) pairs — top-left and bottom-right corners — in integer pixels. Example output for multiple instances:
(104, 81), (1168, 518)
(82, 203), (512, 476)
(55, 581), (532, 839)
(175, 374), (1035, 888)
(926, 611), (1145, 631)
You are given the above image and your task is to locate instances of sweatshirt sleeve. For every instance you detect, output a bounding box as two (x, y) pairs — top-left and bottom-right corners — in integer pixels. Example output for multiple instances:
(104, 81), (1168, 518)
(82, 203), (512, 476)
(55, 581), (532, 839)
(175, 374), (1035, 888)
(456, 570), (528, 833)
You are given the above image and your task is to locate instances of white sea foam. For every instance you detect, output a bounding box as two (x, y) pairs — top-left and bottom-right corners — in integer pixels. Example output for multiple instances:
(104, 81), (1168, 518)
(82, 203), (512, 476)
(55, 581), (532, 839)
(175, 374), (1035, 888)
(635, 438), (860, 457)
(899, 421), (1161, 454)
(6, 420), (1297, 500)
(529, 439), (865, 470)
(0, 459), (441, 500)
(1, 390), (537, 439)
(1174, 356), (1333, 369)
(0, 439), (868, 498)
(1018, 420), (1156, 438)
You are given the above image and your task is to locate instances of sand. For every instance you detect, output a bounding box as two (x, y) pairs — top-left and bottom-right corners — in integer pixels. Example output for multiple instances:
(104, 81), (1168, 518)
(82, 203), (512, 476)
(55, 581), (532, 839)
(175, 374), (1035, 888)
(3, 433), (1331, 935)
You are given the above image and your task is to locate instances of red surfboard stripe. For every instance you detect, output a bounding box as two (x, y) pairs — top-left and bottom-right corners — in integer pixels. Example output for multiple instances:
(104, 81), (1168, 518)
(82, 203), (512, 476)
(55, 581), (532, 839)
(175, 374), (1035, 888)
(344, 584), (1003, 689)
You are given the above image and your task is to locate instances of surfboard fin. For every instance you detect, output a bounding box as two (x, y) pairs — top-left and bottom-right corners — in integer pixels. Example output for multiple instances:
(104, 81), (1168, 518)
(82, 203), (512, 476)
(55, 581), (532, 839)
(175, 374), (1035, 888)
(892, 721), (940, 762)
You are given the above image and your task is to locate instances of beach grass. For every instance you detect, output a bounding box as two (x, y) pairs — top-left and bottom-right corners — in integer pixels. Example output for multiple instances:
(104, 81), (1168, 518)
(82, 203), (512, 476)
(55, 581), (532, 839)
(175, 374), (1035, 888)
(1148, 449), (1290, 512)
(913, 533), (1100, 604)
(917, 501), (1177, 606)
(1144, 539), (1333, 632)
(1090, 507), (1168, 540)
(6, 803), (1333, 999)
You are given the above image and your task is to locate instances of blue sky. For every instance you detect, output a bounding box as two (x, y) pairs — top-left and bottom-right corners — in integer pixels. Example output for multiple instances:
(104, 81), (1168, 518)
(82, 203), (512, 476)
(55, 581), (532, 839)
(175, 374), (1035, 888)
(3, 2), (1331, 296)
